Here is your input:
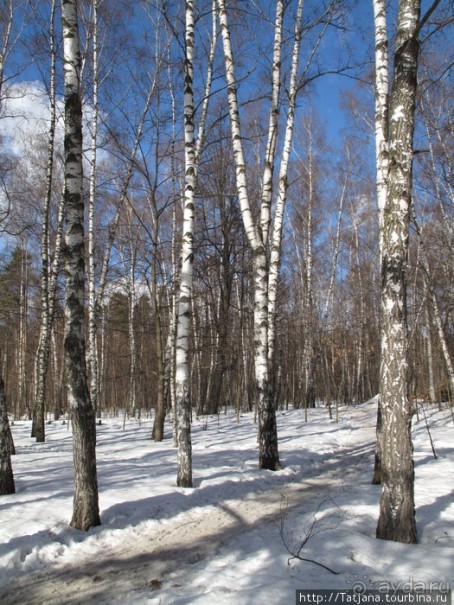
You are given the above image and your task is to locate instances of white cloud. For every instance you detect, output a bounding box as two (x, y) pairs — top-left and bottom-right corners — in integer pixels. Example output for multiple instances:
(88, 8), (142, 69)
(0, 80), (109, 166)
(0, 81), (64, 158)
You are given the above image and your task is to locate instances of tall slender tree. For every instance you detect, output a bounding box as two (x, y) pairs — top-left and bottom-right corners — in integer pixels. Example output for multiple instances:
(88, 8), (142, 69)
(174, 0), (217, 487)
(61, 0), (100, 531)
(0, 377), (15, 495)
(174, 0), (197, 487)
(217, 0), (304, 469)
(371, 0), (390, 486)
(87, 0), (100, 415)
(33, 0), (58, 443)
(375, 0), (443, 544)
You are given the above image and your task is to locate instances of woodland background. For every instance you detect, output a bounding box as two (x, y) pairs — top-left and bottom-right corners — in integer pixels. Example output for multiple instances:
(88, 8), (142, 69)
(0, 0), (452, 424)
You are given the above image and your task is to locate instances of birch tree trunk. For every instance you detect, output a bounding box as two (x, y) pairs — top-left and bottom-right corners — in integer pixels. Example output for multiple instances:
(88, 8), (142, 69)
(61, 0), (100, 531)
(424, 303), (436, 405)
(371, 0), (389, 486)
(127, 246), (137, 418)
(0, 377), (15, 495)
(376, 0), (422, 544)
(218, 0), (277, 470)
(87, 0), (99, 415)
(33, 0), (57, 442)
(0, 1), (13, 102)
(149, 202), (166, 440)
(174, 0), (217, 484)
(174, 0), (197, 488)
(300, 121), (316, 410)
(151, 270), (166, 441)
(18, 247), (27, 420)
(218, 0), (304, 470)
(267, 0), (304, 380)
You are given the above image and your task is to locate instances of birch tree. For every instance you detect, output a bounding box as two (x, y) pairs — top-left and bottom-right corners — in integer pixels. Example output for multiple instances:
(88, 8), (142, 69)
(87, 0), (100, 415)
(0, 1), (13, 103)
(0, 377), (15, 495)
(375, 0), (443, 544)
(173, 0), (197, 487)
(371, 0), (389, 486)
(174, 0), (217, 487)
(217, 0), (304, 469)
(61, 0), (100, 530)
(33, 0), (59, 442)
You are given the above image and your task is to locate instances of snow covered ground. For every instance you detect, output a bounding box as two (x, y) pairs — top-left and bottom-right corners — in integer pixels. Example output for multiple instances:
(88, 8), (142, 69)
(0, 401), (453, 604)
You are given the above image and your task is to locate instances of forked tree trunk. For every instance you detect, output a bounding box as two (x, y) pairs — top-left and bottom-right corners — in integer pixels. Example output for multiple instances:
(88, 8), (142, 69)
(218, 0), (304, 470)
(376, 0), (422, 544)
(61, 0), (100, 531)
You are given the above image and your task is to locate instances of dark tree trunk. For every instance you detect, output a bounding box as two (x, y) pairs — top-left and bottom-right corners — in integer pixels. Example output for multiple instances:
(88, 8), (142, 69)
(152, 293), (166, 442)
(371, 400), (382, 484)
(258, 384), (281, 471)
(0, 378), (15, 495)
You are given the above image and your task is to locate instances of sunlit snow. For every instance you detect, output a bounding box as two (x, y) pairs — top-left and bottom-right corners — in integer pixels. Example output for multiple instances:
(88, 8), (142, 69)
(0, 402), (452, 604)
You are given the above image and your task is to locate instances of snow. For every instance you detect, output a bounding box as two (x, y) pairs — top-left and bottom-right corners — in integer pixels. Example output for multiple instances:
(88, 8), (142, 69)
(1, 402), (453, 604)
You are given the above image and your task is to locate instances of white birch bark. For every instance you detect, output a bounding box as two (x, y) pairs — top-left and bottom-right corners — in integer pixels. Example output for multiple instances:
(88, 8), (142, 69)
(376, 0), (421, 544)
(372, 0), (389, 486)
(218, 0), (305, 469)
(61, 0), (100, 531)
(267, 0), (304, 367)
(173, 0), (218, 484)
(217, 0), (261, 252)
(168, 65), (178, 445)
(373, 0), (389, 248)
(174, 0), (196, 488)
(218, 0), (277, 469)
(260, 0), (284, 245)
(87, 0), (99, 415)
(194, 0), (217, 170)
